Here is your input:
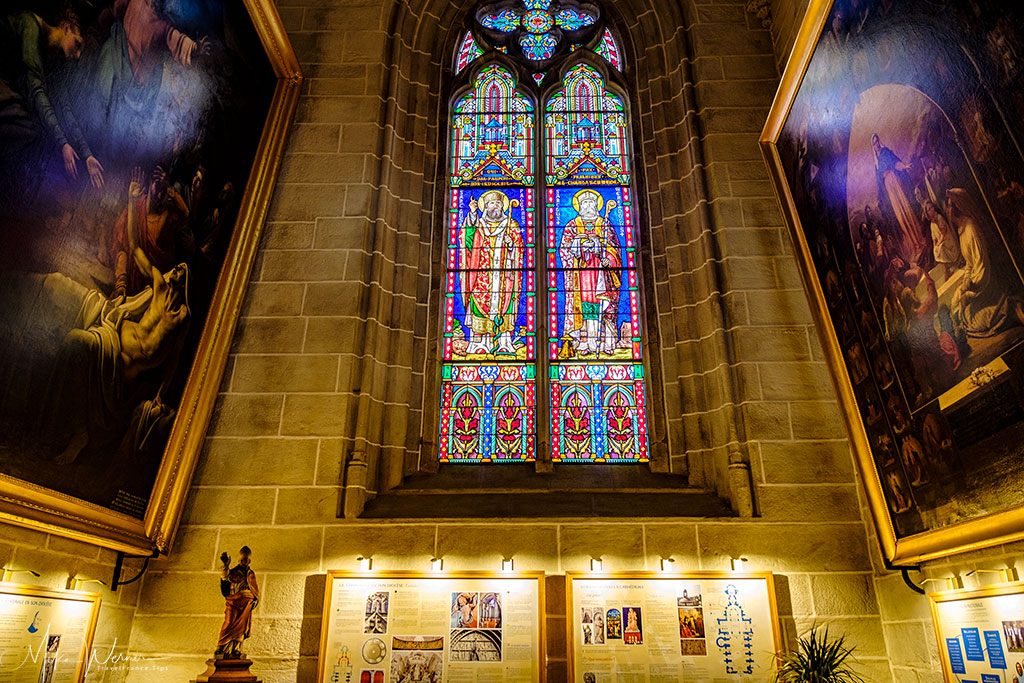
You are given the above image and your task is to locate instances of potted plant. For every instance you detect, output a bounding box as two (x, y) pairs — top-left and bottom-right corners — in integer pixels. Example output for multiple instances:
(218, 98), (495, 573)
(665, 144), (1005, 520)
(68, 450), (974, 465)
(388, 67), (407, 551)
(772, 624), (866, 683)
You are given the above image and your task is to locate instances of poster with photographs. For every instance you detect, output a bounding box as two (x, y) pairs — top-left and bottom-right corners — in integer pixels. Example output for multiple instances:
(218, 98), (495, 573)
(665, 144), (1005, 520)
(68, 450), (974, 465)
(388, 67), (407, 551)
(317, 571), (544, 683)
(930, 580), (1024, 682)
(566, 572), (781, 682)
(762, 0), (1024, 563)
(0, 583), (102, 683)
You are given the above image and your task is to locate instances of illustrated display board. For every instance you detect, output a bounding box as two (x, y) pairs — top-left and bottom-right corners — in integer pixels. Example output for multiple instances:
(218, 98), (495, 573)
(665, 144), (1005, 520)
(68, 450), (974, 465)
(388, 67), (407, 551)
(0, 583), (101, 683)
(316, 571), (545, 683)
(566, 572), (782, 682)
(930, 581), (1024, 682)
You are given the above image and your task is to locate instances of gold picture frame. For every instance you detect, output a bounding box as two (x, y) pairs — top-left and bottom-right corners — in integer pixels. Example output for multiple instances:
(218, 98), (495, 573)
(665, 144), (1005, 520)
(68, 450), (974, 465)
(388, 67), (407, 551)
(0, 582), (103, 683)
(565, 570), (782, 681)
(760, 0), (1024, 564)
(0, 0), (302, 555)
(316, 570), (547, 683)
(929, 578), (1024, 681)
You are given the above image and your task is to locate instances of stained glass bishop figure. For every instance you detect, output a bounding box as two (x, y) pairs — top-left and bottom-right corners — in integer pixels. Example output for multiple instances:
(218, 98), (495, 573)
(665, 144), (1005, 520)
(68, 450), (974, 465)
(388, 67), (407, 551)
(460, 190), (525, 355)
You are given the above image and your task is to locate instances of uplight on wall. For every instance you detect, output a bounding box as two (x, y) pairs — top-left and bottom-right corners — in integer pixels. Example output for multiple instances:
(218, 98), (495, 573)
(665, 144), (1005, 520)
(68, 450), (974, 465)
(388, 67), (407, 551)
(590, 558), (603, 572)
(966, 568), (1018, 586)
(501, 558), (515, 573)
(430, 558), (444, 572)
(1, 568), (40, 583)
(67, 578), (107, 592)
(357, 556), (373, 571)
(730, 557), (748, 572)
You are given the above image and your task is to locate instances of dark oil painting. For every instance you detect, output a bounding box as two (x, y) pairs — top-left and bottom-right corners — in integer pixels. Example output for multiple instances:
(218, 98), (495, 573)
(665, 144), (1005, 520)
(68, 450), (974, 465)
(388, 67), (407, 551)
(0, 0), (275, 518)
(777, 0), (1024, 539)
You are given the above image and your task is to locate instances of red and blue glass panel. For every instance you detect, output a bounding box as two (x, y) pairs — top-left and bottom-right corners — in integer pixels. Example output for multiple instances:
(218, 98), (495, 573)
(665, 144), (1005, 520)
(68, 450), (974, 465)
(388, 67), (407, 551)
(440, 364), (537, 462)
(452, 66), (534, 186)
(545, 67), (628, 185)
(444, 188), (536, 362)
(544, 186), (641, 362)
(550, 363), (648, 462)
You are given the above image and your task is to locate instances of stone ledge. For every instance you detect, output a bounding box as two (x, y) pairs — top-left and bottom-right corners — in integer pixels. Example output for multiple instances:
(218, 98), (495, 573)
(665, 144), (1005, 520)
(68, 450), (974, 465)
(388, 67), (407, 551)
(359, 465), (733, 518)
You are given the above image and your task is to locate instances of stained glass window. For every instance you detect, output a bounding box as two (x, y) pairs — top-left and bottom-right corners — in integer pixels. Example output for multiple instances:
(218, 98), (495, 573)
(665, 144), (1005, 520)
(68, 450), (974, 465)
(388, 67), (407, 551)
(455, 33), (483, 74)
(545, 65), (647, 462)
(442, 65), (537, 462)
(443, 4), (647, 464)
(594, 29), (622, 70)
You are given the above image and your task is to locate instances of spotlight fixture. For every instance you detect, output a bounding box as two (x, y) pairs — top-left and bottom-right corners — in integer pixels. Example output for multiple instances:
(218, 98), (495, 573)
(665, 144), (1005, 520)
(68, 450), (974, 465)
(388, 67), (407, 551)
(501, 558), (515, 572)
(430, 557), (444, 572)
(730, 557), (749, 572)
(590, 558), (603, 572)
(660, 557), (675, 572)
(357, 556), (373, 571)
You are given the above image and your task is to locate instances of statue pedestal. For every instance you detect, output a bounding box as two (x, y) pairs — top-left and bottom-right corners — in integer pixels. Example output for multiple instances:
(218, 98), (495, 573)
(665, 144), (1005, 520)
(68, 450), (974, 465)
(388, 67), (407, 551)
(192, 656), (261, 682)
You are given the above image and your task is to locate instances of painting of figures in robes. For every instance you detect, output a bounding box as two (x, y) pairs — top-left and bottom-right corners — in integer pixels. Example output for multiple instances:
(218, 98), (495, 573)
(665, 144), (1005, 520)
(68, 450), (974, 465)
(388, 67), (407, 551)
(0, 0), (298, 551)
(763, 0), (1024, 562)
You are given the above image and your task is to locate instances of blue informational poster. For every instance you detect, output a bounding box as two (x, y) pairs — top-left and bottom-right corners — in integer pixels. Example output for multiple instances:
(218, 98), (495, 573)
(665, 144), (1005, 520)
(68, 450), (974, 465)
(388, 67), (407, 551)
(984, 630), (1006, 669)
(931, 585), (1024, 683)
(947, 637), (966, 675)
(963, 628), (985, 661)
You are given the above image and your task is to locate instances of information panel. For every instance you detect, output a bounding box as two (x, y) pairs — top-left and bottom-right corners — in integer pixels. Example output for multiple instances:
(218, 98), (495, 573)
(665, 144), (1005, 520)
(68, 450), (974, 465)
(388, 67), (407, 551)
(0, 583), (101, 683)
(930, 581), (1024, 683)
(566, 571), (781, 682)
(316, 571), (545, 683)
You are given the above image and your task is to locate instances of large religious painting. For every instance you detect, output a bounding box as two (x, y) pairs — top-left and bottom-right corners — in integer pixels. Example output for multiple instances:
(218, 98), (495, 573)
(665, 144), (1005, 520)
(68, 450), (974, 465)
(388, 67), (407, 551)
(0, 0), (300, 553)
(761, 0), (1024, 562)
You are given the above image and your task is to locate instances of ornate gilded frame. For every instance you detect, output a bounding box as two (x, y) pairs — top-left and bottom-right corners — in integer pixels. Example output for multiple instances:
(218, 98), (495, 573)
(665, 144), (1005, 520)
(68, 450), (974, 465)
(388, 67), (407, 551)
(929, 579), (1024, 682)
(0, 582), (103, 682)
(565, 570), (782, 681)
(0, 0), (302, 556)
(759, 0), (1024, 565)
(316, 570), (547, 683)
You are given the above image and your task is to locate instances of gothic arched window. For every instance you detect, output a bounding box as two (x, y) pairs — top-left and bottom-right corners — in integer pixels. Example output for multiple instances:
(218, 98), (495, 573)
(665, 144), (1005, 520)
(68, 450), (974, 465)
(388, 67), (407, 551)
(439, 1), (647, 464)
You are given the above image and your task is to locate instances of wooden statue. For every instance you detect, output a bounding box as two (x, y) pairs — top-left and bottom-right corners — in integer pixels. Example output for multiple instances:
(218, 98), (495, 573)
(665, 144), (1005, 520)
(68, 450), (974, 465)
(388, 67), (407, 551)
(192, 546), (261, 683)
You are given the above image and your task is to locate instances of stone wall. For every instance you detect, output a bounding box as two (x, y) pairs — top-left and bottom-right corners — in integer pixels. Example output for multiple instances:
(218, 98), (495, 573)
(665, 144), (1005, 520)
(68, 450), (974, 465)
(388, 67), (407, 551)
(113, 0), (900, 681)
(767, 0), (810, 72)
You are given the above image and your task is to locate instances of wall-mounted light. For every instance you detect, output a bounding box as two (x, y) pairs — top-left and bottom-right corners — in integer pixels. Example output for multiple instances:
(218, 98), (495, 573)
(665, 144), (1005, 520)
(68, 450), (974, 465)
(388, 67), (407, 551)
(1, 568), (40, 583)
(501, 558), (515, 573)
(730, 557), (748, 572)
(966, 568), (1017, 585)
(67, 578), (107, 592)
(357, 556), (373, 571)
(430, 557), (444, 572)
(590, 558), (603, 572)
(660, 557), (675, 572)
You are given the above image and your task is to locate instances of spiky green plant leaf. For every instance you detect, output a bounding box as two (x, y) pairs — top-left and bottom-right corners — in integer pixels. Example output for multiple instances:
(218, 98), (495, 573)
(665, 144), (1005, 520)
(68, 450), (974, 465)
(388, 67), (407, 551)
(772, 624), (866, 683)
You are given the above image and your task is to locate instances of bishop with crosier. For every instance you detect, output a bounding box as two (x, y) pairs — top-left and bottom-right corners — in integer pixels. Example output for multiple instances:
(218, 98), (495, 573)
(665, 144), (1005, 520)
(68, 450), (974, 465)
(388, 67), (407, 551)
(559, 189), (622, 356)
(459, 190), (525, 355)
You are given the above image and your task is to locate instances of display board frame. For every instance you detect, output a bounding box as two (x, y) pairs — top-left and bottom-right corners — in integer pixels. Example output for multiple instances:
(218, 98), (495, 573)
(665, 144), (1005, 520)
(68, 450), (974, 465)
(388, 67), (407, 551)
(0, 582), (102, 683)
(316, 570), (547, 683)
(565, 570), (782, 682)
(929, 580), (1024, 682)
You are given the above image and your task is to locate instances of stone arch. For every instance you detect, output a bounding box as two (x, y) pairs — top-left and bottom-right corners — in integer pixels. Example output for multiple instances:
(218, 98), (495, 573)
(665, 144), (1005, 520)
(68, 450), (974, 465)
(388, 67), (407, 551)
(340, 0), (757, 518)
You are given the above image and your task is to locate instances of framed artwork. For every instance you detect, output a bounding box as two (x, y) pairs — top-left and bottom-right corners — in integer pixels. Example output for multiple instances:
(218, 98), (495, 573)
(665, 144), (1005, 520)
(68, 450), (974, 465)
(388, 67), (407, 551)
(316, 570), (546, 683)
(0, 0), (301, 554)
(761, 0), (1024, 563)
(0, 582), (102, 682)
(929, 579), (1024, 682)
(565, 571), (782, 682)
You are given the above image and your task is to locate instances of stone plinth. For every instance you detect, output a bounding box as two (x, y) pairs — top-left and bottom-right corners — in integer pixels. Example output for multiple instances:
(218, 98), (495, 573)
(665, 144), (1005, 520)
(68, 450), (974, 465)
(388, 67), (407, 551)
(192, 656), (260, 682)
